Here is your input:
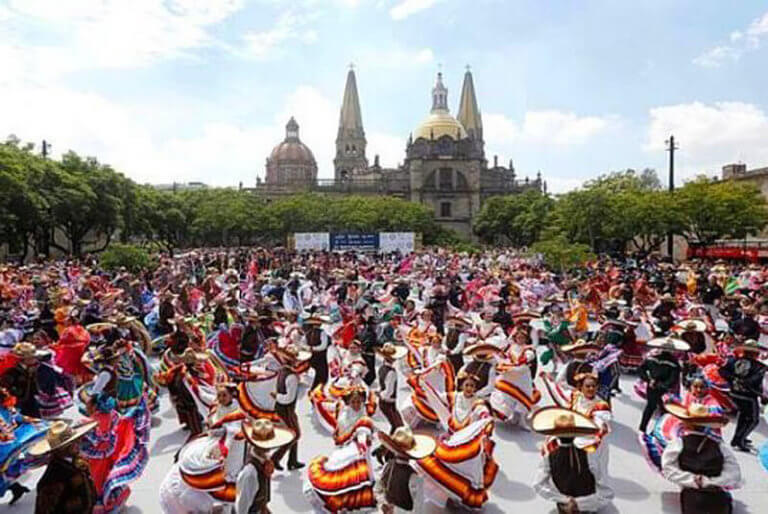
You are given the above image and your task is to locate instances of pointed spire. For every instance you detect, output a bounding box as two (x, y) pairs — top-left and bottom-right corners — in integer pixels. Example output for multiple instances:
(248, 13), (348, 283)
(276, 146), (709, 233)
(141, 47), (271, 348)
(338, 66), (364, 137)
(431, 72), (449, 112)
(334, 65), (368, 179)
(457, 66), (482, 140)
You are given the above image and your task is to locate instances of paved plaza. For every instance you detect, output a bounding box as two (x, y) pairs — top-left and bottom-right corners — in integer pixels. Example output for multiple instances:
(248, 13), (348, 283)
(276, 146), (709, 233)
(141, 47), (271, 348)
(4, 373), (765, 513)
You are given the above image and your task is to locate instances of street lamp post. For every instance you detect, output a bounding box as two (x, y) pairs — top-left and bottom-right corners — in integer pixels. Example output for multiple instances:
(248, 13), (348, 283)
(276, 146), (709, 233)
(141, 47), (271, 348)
(666, 135), (678, 258)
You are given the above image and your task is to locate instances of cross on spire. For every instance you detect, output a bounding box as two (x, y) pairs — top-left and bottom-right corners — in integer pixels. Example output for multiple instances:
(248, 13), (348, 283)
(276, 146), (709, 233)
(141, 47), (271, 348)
(349, 62), (355, 71)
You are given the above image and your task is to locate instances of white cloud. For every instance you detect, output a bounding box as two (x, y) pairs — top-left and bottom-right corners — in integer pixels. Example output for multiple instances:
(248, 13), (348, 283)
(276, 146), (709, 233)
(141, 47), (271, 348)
(694, 10), (768, 67)
(352, 46), (434, 70)
(645, 101), (768, 179)
(0, 80), (406, 186)
(0, 0), (246, 79)
(390, 0), (441, 21)
(242, 10), (318, 59)
(485, 110), (614, 147)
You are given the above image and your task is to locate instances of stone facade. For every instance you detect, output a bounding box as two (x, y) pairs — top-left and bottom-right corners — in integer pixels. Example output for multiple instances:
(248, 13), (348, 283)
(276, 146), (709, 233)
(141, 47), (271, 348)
(253, 68), (543, 239)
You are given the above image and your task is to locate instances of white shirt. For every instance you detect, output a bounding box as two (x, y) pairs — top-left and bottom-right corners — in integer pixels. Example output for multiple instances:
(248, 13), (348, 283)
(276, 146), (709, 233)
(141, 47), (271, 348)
(91, 369), (112, 395)
(661, 435), (743, 490)
(380, 365), (397, 402)
(276, 372), (298, 404)
(532, 441), (614, 511)
(235, 463), (259, 514)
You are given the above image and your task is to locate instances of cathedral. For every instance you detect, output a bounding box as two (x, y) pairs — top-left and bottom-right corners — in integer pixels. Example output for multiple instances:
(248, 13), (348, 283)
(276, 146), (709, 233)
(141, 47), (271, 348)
(254, 67), (544, 238)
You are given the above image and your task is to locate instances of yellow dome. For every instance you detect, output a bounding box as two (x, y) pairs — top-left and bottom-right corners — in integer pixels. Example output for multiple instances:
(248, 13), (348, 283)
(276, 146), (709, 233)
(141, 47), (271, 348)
(414, 110), (467, 140)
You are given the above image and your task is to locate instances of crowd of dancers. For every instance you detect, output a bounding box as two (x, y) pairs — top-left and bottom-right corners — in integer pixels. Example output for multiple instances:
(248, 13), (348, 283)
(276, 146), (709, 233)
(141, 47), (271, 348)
(0, 248), (766, 513)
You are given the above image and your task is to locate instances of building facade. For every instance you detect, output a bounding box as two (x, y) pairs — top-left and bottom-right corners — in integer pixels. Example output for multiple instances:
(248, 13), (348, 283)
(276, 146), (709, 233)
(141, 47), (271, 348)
(254, 68), (543, 238)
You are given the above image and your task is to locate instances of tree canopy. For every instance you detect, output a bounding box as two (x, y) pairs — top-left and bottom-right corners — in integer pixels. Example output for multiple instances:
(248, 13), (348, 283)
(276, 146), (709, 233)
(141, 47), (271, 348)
(3, 138), (767, 260)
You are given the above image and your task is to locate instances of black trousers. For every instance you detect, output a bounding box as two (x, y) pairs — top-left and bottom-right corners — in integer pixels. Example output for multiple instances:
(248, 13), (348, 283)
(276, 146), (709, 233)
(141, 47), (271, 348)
(681, 488), (732, 514)
(448, 353), (464, 376)
(363, 352), (376, 386)
(309, 350), (328, 390)
(380, 400), (404, 434)
(272, 403), (300, 466)
(639, 386), (666, 432)
(557, 505), (595, 514)
(730, 393), (760, 446)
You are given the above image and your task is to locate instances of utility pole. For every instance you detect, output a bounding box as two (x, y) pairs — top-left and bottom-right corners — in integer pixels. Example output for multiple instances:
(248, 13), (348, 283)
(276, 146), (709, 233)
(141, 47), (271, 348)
(666, 135), (678, 258)
(41, 140), (51, 159)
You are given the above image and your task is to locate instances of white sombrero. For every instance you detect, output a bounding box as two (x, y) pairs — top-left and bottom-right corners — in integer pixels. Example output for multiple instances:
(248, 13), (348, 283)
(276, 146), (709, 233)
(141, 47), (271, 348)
(530, 406), (599, 438)
(378, 426), (436, 460)
(644, 337), (690, 352)
(242, 419), (295, 450)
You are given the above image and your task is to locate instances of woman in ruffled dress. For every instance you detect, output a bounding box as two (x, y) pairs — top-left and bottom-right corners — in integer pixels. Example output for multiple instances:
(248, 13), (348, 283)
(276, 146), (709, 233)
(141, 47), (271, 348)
(305, 387), (377, 513)
(80, 391), (150, 514)
(415, 370), (499, 510)
(0, 387), (49, 505)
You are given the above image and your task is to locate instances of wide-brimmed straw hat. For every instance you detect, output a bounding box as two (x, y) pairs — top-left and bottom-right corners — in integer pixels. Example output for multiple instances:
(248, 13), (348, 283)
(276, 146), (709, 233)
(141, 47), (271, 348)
(376, 343), (407, 361)
(664, 402), (729, 428)
(560, 339), (601, 355)
(674, 319), (707, 333)
(302, 314), (331, 326)
(531, 406), (599, 438)
(446, 315), (472, 327)
(28, 420), (98, 457)
(181, 348), (208, 365)
(378, 426), (436, 460)
(276, 344), (311, 364)
(242, 419), (295, 450)
(12, 342), (50, 360)
(735, 338), (767, 353)
(463, 343), (503, 361)
(644, 337), (690, 352)
(86, 322), (118, 333)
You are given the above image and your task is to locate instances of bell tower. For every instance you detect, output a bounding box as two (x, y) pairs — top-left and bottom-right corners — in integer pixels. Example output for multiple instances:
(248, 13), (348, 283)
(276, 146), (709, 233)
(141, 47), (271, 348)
(334, 65), (368, 180)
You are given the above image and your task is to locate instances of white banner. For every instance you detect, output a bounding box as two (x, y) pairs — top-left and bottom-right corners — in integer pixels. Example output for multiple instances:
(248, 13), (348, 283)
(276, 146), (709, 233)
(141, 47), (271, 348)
(294, 232), (330, 251)
(379, 232), (415, 253)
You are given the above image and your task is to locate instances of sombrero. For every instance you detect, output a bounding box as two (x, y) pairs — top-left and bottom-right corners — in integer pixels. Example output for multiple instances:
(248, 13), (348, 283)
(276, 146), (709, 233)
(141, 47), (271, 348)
(511, 310), (541, 323)
(276, 344), (311, 364)
(644, 337), (690, 352)
(242, 419), (295, 450)
(86, 322), (118, 333)
(735, 338), (767, 353)
(664, 402), (729, 428)
(11, 342), (50, 360)
(378, 427), (436, 460)
(560, 339), (601, 355)
(446, 315), (472, 327)
(376, 343), (407, 361)
(181, 348), (208, 365)
(674, 319), (707, 333)
(302, 314), (331, 326)
(530, 406), (599, 438)
(463, 343), (503, 361)
(28, 420), (98, 457)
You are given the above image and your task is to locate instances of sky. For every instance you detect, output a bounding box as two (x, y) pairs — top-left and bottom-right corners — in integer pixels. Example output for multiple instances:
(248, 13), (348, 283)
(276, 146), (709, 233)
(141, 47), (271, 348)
(1, 0), (768, 193)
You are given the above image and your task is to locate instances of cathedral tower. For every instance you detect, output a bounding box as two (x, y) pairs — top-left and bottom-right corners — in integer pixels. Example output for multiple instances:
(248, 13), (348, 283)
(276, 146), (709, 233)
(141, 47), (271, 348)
(334, 67), (368, 180)
(457, 68), (484, 156)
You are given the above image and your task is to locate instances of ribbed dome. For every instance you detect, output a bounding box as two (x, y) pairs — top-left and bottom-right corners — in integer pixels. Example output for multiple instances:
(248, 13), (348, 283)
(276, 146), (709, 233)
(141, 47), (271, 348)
(414, 111), (467, 140)
(268, 116), (316, 165)
(264, 117), (318, 186)
(269, 140), (316, 164)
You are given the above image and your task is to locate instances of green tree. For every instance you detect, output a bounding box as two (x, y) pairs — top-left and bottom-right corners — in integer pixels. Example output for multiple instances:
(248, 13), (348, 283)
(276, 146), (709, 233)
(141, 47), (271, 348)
(530, 235), (595, 271)
(473, 190), (554, 246)
(673, 177), (768, 244)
